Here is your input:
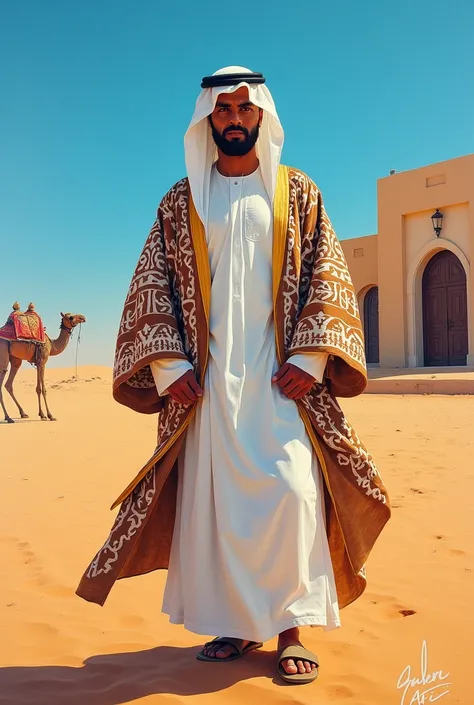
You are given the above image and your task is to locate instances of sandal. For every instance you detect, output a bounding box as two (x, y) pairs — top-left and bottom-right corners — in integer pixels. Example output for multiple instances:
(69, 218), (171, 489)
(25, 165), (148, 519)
(277, 645), (319, 684)
(196, 636), (263, 662)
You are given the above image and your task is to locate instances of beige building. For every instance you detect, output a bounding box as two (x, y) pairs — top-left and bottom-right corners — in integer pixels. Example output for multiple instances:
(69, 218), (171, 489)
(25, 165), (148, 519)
(341, 153), (474, 368)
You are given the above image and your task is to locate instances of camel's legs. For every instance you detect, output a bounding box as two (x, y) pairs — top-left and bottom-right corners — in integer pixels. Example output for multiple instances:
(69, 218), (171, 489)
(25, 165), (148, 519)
(4, 358), (28, 418)
(39, 364), (56, 421)
(36, 365), (47, 420)
(0, 366), (15, 423)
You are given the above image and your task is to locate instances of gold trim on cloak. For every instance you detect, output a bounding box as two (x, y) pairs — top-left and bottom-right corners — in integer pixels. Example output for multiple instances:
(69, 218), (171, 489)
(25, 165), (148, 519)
(272, 166), (356, 574)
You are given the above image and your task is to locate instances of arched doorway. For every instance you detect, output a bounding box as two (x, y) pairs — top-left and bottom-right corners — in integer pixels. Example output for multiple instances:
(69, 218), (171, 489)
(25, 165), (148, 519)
(364, 286), (379, 363)
(422, 250), (468, 366)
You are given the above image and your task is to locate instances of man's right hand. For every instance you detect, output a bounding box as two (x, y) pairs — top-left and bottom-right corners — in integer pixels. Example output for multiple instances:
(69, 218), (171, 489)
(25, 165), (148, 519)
(167, 370), (203, 405)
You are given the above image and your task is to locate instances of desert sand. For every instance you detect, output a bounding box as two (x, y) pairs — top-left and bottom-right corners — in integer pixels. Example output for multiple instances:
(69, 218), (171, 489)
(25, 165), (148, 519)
(1, 365), (473, 705)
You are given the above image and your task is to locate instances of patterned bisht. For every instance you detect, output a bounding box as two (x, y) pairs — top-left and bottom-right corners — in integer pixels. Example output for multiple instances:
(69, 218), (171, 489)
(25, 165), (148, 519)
(76, 166), (390, 608)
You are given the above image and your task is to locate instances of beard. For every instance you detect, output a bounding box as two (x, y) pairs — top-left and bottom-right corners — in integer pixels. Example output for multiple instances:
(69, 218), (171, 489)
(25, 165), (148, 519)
(209, 119), (260, 156)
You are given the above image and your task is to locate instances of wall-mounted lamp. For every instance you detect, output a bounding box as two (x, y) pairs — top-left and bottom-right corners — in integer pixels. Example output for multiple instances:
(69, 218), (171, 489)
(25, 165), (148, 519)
(431, 209), (444, 238)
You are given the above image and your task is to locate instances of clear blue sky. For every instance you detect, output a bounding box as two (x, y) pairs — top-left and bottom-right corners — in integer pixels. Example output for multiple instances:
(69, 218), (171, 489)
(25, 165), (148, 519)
(1, 0), (473, 367)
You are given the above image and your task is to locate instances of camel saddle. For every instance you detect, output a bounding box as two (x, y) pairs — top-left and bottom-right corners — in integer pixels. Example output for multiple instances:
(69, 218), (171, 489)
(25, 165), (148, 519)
(0, 309), (46, 344)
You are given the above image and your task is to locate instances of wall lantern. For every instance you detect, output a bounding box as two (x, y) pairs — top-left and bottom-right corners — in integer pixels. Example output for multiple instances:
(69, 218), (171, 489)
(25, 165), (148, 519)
(431, 209), (444, 237)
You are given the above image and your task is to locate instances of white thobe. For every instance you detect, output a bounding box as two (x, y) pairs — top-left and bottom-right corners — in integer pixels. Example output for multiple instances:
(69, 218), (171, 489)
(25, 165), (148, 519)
(150, 165), (340, 642)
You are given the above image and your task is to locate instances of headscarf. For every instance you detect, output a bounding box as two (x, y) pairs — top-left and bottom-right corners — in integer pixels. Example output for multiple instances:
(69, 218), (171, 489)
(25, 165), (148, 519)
(184, 66), (284, 226)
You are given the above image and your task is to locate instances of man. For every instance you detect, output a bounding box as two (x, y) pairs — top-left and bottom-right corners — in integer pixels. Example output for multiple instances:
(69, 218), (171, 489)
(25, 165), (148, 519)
(77, 66), (390, 685)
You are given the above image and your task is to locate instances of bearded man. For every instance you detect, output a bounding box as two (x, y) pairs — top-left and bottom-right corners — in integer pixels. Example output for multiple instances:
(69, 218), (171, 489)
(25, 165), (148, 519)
(77, 66), (390, 685)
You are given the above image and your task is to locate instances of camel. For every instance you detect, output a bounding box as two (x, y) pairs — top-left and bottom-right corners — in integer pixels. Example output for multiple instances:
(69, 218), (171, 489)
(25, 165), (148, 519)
(0, 312), (86, 424)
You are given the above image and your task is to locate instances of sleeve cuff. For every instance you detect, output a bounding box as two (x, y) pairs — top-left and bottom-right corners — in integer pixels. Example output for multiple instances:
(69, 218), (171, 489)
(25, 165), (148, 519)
(149, 358), (194, 396)
(287, 352), (329, 383)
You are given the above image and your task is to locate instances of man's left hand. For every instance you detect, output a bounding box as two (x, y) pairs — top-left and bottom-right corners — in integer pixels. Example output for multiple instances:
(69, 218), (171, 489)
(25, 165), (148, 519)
(272, 362), (316, 400)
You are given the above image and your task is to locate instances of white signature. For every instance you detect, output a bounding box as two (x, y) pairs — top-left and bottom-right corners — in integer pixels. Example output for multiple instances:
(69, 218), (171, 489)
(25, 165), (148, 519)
(397, 640), (451, 704)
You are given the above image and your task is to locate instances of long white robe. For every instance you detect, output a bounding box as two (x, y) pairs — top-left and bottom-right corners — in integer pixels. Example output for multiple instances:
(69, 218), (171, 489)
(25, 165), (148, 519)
(150, 165), (340, 642)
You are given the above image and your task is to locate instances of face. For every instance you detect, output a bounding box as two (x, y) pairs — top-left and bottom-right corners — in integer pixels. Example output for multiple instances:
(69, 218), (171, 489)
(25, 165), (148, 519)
(61, 313), (87, 328)
(209, 86), (262, 157)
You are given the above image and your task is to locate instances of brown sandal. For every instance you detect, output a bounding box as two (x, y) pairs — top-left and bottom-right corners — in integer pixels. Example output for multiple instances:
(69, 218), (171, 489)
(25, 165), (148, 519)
(277, 645), (319, 684)
(196, 636), (263, 662)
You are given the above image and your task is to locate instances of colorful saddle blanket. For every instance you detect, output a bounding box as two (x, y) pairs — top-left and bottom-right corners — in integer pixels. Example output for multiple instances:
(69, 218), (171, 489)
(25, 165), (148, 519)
(0, 311), (46, 343)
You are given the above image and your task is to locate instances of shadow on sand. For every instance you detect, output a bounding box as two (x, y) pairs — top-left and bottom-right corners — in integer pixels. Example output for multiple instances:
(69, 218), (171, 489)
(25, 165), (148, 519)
(0, 645), (287, 705)
(0, 418), (43, 425)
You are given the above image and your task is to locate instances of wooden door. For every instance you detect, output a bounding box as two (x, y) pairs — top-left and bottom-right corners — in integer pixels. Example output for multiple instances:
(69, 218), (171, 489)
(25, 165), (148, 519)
(422, 251), (468, 366)
(364, 286), (379, 363)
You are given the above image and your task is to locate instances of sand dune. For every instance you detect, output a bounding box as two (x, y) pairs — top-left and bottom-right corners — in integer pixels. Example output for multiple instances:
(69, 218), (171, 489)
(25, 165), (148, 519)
(1, 366), (473, 704)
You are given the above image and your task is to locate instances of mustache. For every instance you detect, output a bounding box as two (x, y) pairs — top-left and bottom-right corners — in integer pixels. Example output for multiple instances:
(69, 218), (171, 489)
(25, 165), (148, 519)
(223, 126), (248, 138)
